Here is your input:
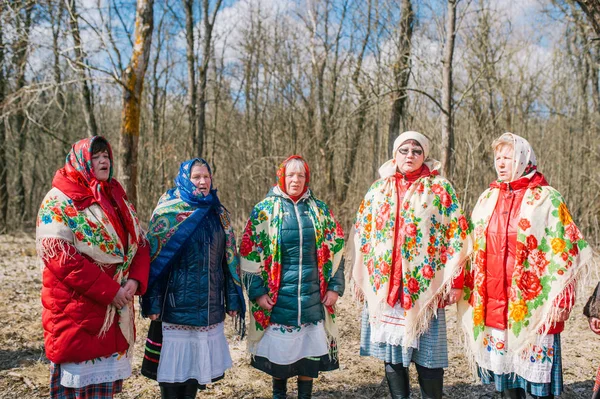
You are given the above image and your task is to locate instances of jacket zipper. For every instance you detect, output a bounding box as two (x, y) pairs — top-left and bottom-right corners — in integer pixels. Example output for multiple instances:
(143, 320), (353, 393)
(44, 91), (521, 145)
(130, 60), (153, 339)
(293, 201), (303, 326)
(503, 185), (515, 327)
(207, 237), (211, 326)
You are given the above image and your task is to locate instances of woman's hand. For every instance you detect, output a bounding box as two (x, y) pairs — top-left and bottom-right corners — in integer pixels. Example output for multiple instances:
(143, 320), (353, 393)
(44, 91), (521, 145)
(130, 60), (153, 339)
(443, 288), (462, 306)
(112, 287), (132, 309)
(257, 294), (274, 310)
(589, 317), (600, 335)
(322, 291), (339, 307)
(227, 311), (238, 318)
(148, 314), (160, 321)
(123, 278), (139, 297)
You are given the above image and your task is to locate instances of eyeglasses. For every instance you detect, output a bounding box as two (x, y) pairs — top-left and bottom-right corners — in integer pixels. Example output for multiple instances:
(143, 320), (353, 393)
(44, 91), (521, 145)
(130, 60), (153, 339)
(397, 148), (423, 156)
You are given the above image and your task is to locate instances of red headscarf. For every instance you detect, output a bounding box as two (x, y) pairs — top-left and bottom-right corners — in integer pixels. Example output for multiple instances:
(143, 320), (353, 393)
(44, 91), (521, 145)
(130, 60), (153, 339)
(276, 155), (310, 202)
(52, 136), (137, 247)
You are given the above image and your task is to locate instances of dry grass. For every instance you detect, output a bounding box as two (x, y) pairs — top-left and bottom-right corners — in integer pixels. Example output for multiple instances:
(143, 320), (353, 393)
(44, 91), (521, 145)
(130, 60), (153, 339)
(0, 233), (597, 398)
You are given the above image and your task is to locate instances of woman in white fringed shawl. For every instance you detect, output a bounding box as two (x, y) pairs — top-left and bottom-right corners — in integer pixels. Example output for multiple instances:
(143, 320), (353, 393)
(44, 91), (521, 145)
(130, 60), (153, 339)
(351, 131), (472, 399)
(459, 133), (593, 399)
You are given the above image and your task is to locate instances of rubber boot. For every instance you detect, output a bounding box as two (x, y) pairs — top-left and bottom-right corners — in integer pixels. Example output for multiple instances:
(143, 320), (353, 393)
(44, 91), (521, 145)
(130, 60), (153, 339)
(272, 377), (287, 399)
(159, 384), (179, 399)
(384, 362), (410, 399)
(180, 381), (199, 399)
(418, 377), (444, 399)
(501, 388), (526, 399)
(297, 379), (313, 399)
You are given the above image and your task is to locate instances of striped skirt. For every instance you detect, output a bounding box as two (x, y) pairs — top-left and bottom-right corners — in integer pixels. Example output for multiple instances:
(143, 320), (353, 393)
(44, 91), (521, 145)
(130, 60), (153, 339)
(359, 306), (449, 369)
(50, 363), (122, 399)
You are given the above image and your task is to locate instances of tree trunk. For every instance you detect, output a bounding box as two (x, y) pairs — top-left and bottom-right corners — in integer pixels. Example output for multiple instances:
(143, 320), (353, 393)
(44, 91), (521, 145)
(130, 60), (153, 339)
(440, 0), (458, 178)
(574, 1), (600, 36)
(118, 0), (154, 206)
(196, 0), (223, 158)
(13, 1), (34, 221)
(184, 0), (197, 157)
(0, 4), (7, 231)
(387, 0), (414, 156)
(66, 0), (98, 138)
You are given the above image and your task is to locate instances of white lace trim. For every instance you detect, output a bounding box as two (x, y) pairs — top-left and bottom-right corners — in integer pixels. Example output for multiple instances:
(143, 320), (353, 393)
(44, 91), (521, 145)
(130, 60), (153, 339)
(59, 352), (131, 388)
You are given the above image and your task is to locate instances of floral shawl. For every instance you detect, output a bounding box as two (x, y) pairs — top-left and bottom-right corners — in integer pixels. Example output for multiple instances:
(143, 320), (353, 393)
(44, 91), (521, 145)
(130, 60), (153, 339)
(36, 137), (145, 347)
(460, 183), (593, 356)
(351, 159), (472, 347)
(145, 159), (245, 334)
(239, 188), (345, 352)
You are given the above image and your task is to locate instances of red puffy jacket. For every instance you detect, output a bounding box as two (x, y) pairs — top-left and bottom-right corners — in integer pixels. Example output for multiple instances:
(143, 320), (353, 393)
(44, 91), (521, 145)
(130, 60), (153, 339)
(484, 173), (573, 333)
(41, 243), (149, 364)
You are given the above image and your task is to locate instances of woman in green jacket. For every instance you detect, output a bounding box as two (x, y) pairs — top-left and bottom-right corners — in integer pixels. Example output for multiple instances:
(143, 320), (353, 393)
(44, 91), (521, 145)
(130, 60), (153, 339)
(240, 155), (345, 399)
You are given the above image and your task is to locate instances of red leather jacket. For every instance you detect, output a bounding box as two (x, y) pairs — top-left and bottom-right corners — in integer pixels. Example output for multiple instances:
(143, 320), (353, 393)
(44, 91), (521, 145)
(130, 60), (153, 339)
(41, 243), (149, 364)
(484, 173), (573, 333)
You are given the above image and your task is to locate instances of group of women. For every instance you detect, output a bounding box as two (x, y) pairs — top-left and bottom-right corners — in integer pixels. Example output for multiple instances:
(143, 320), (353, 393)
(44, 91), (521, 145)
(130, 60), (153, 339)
(36, 131), (594, 399)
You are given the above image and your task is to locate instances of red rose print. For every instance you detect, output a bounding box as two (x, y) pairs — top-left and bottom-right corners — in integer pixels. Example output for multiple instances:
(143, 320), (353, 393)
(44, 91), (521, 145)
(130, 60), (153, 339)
(405, 223), (417, 237)
(253, 310), (269, 327)
(431, 184), (443, 195)
(565, 223), (581, 242)
(75, 231), (84, 241)
(374, 274), (381, 290)
(517, 271), (542, 301)
(361, 243), (371, 254)
(518, 218), (531, 231)
(561, 252), (569, 261)
(407, 277), (420, 293)
(402, 293), (413, 310)
(422, 265), (434, 279)
(476, 250), (486, 268)
(440, 192), (452, 208)
(336, 222), (344, 238)
(465, 271), (474, 290)
(380, 203), (391, 219)
(526, 235), (538, 251)
(264, 255), (273, 271)
(379, 261), (391, 275)
(529, 249), (550, 275)
(440, 253), (448, 264)
(569, 245), (579, 257)
(367, 258), (374, 274)
(376, 215), (385, 230)
(516, 241), (528, 265)
(64, 205), (78, 217)
(458, 215), (469, 231)
(239, 231), (254, 257)
(317, 245), (331, 266)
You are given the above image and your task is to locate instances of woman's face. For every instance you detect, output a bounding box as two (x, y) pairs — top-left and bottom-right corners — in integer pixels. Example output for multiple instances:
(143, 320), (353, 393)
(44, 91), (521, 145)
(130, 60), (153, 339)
(285, 165), (306, 197)
(190, 164), (211, 196)
(395, 142), (424, 174)
(91, 151), (111, 182)
(495, 145), (514, 182)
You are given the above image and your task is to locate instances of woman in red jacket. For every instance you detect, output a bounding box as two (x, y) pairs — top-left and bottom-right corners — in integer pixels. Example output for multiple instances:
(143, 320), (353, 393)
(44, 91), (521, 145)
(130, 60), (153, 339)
(460, 133), (593, 399)
(36, 136), (150, 399)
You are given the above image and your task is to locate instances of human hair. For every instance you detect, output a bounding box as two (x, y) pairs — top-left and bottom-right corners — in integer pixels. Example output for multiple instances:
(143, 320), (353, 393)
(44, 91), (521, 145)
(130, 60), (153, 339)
(492, 135), (514, 154)
(191, 159), (209, 171)
(285, 158), (306, 174)
(91, 137), (110, 155)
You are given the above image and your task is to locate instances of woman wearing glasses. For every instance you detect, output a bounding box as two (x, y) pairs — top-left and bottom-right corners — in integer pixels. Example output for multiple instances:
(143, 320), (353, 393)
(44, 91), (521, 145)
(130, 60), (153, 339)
(351, 131), (472, 399)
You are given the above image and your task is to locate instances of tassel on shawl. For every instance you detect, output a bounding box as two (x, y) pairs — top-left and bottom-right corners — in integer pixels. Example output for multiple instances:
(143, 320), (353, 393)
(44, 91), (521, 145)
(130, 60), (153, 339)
(36, 237), (77, 264)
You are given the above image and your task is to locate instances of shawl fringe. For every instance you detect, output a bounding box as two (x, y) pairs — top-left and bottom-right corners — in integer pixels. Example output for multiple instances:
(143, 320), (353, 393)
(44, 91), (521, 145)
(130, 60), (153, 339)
(36, 237), (77, 263)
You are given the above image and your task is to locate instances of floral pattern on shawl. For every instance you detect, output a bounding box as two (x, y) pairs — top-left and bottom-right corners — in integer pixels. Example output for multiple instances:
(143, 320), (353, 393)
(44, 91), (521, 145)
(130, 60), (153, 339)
(353, 172), (471, 347)
(240, 192), (344, 337)
(462, 185), (592, 351)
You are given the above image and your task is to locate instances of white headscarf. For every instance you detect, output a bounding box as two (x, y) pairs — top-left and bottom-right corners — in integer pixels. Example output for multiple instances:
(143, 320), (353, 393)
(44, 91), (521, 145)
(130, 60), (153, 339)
(494, 132), (537, 182)
(379, 131), (442, 178)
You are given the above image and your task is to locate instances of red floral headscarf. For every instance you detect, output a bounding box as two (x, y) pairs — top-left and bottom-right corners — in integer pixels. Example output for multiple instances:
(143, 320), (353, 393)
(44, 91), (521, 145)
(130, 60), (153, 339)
(276, 155), (310, 201)
(52, 136), (137, 246)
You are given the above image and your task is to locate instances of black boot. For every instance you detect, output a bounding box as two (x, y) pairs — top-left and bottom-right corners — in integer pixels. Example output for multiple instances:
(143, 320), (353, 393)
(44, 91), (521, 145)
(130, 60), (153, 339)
(418, 377), (444, 399)
(180, 382), (199, 399)
(159, 384), (179, 399)
(272, 377), (287, 399)
(501, 388), (526, 399)
(297, 379), (313, 399)
(384, 362), (410, 399)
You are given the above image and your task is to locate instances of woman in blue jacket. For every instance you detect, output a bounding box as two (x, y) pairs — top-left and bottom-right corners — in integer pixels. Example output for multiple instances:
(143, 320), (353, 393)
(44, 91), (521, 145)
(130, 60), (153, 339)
(142, 158), (245, 399)
(240, 155), (346, 399)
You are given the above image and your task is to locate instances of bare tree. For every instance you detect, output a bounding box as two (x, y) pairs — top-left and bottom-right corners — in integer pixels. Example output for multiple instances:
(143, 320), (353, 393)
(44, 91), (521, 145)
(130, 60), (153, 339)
(387, 0), (414, 156)
(440, 0), (458, 177)
(65, 0), (98, 137)
(118, 0), (154, 205)
(196, 0), (224, 157)
(0, 3), (7, 231)
(574, 0), (600, 36)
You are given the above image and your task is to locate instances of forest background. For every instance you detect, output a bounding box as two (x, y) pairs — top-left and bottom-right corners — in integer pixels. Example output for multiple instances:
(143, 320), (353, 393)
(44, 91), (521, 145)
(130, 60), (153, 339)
(0, 0), (599, 240)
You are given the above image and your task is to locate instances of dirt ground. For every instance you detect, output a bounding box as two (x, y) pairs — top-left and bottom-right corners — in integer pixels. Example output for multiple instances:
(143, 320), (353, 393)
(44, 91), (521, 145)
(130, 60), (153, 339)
(0, 233), (597, 398)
